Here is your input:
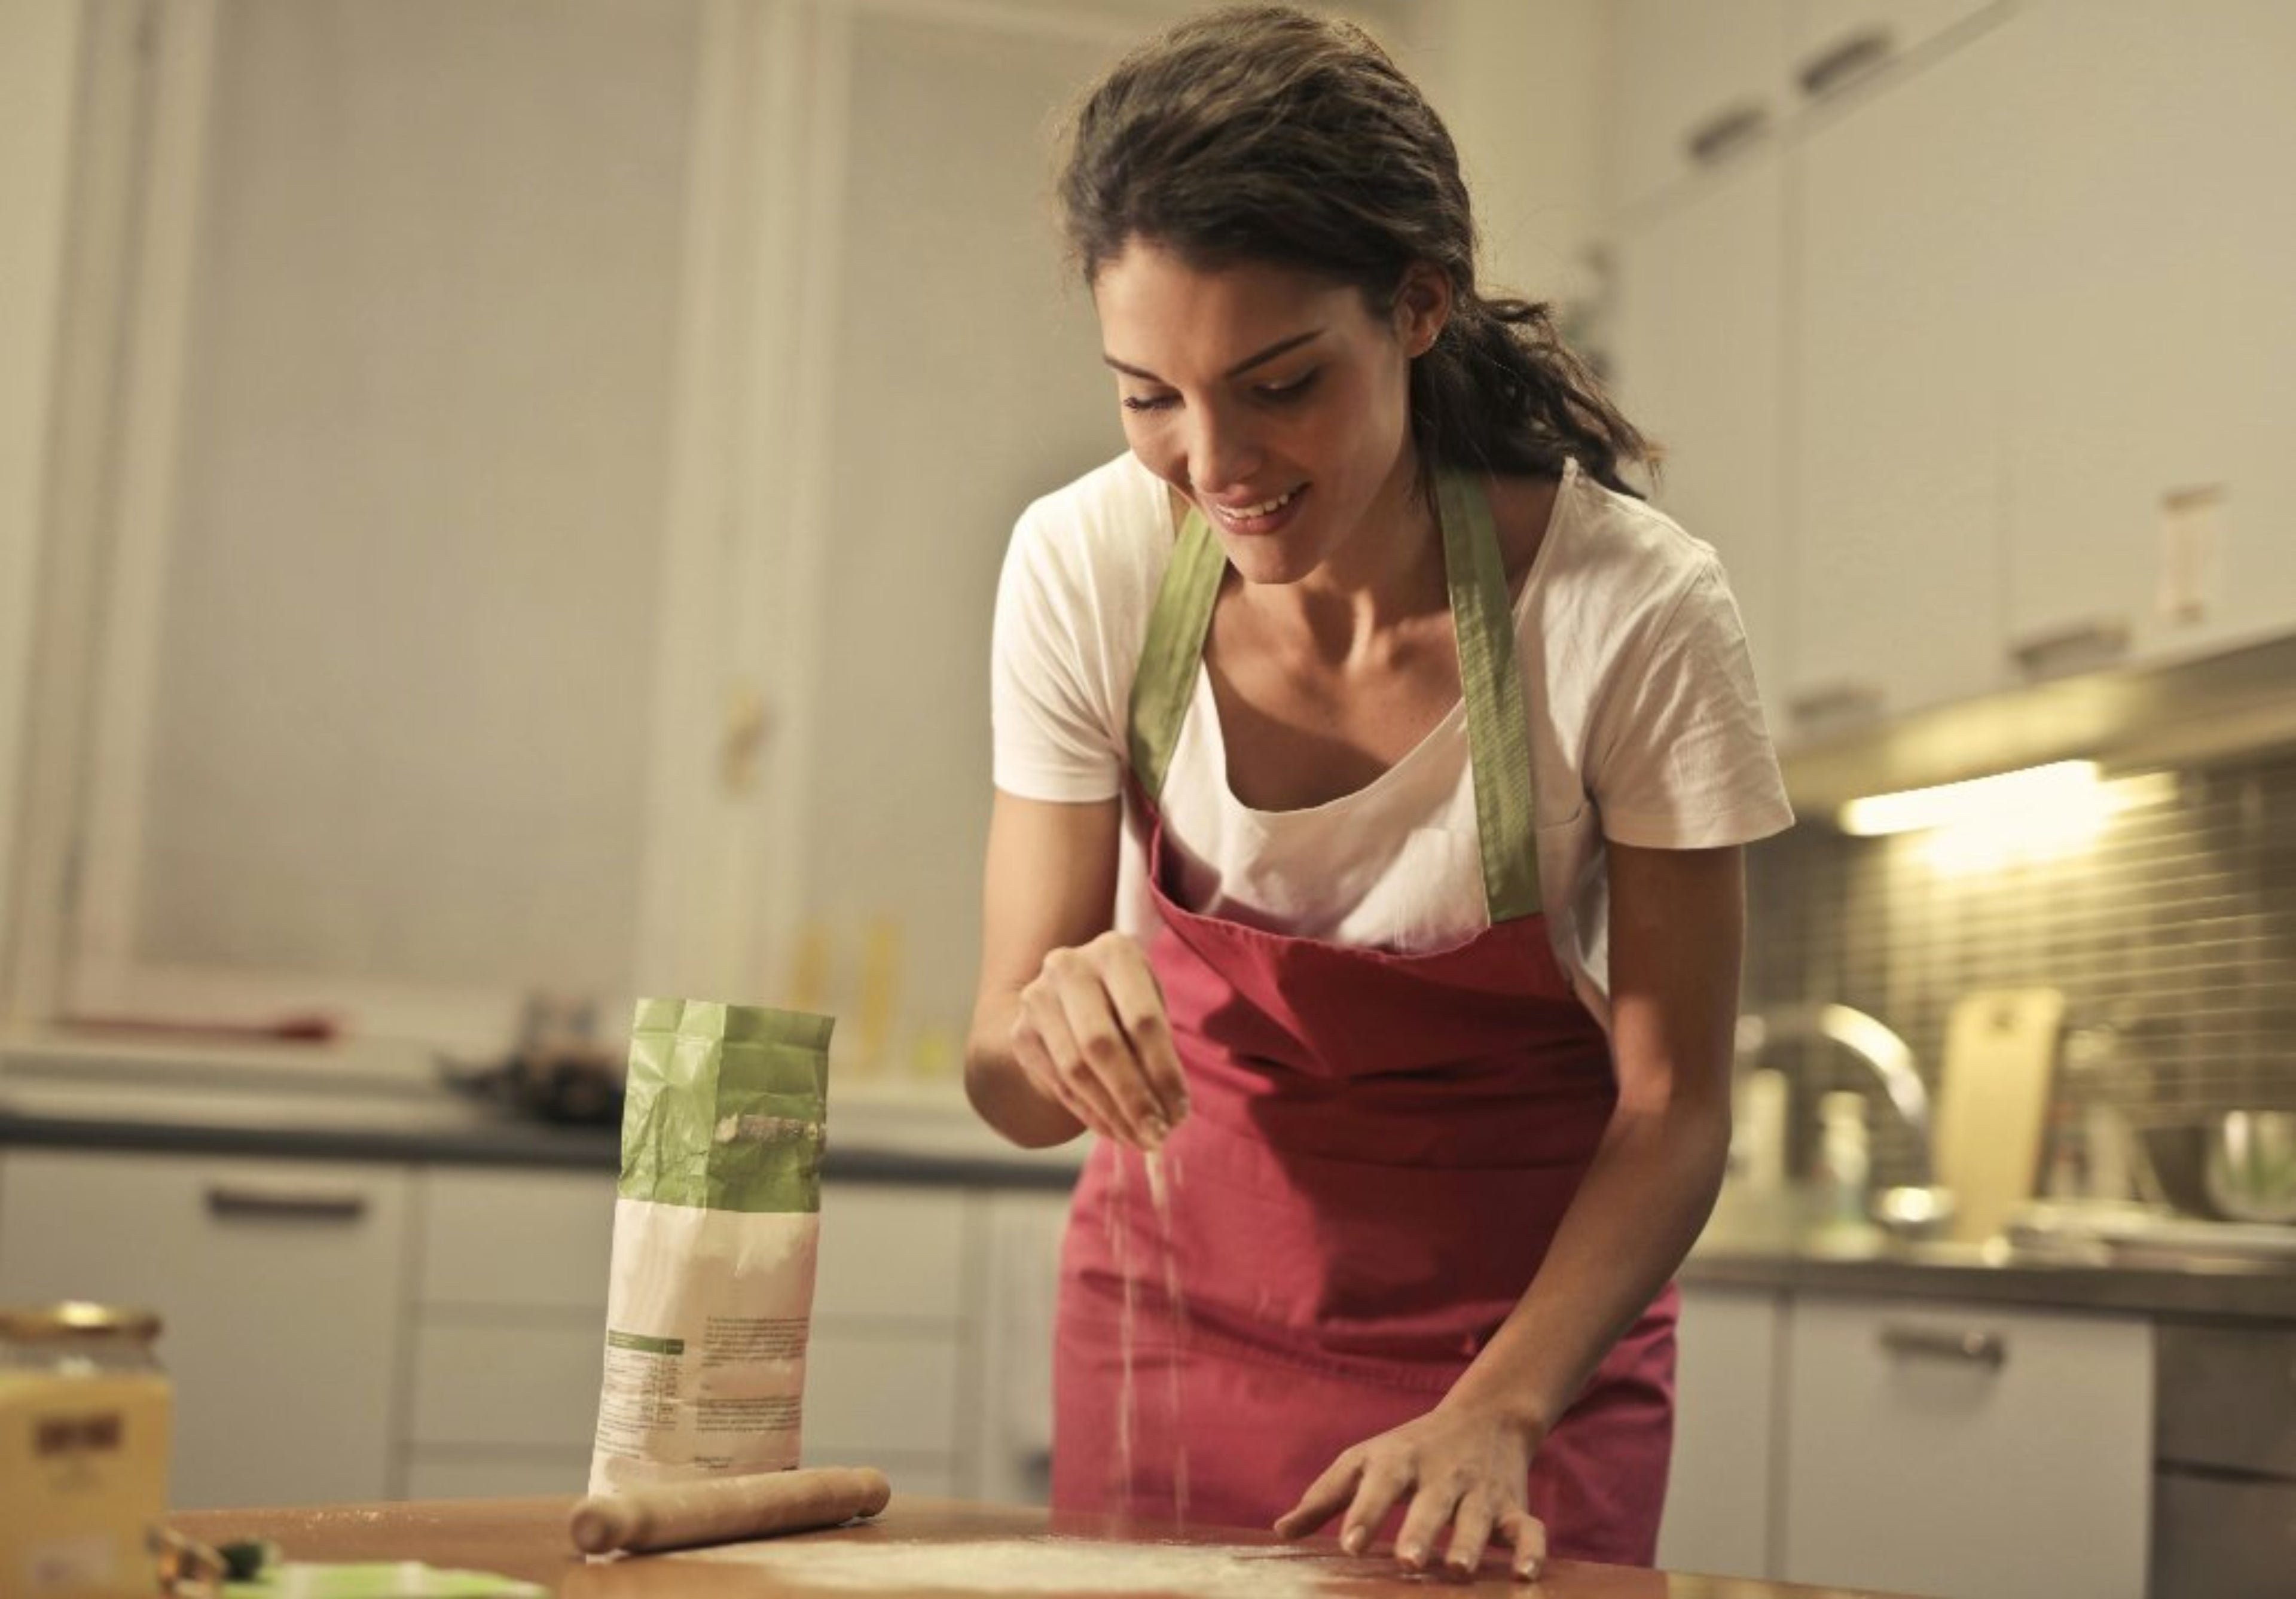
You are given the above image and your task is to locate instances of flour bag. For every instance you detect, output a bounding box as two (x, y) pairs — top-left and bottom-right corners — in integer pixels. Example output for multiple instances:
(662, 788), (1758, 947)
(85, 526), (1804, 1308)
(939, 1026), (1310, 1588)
(588, 997), (832, 1493)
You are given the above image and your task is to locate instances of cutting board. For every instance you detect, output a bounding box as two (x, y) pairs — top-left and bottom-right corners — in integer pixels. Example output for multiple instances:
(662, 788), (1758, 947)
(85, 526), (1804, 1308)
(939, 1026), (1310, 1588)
(1934, 987), (2066, 1243)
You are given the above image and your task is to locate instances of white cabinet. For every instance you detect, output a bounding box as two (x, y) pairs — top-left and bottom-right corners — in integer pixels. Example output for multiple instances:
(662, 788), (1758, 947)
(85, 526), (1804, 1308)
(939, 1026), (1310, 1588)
(401, 1167), (616, 1499)
(1611, 151), (1790, 703)
(1787, 0), (1999, 96)
(1998, 0), (2296, 675)
(0, 1148), (410, 1509)
(1781, 11), (2029, 731)
(1605, 0), (1794, 213)
(1657, 1284), (1783, 1580)
(805, 1179), (979, 1494)
(1779, 1293), (2152, 1599)
(972, 1186), (1071, 1506)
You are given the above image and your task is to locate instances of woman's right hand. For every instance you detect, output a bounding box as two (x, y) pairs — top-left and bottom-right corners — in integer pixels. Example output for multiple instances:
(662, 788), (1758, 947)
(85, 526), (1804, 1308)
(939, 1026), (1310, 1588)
(1009, 930), (1188, 1150)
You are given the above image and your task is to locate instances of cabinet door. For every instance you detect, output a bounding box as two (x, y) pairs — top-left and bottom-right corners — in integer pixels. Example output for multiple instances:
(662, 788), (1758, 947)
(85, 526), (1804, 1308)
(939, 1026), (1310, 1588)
(1787, 0), (1999, 102)
(1607, 0), (1793, 212)
(1657, 1284), (1782, 1579)
(0, 1148), (409, 1508)
(1784, 14), (2026, 731)
(806, 1180), (976, 1488)
(2000, 0), (2296, 672)
(1780, 1294), (2151, 1599)
(1611, 152), (1789, 710)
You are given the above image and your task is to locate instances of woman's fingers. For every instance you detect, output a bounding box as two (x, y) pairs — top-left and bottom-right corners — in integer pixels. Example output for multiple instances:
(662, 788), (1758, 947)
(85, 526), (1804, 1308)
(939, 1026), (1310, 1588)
(1390, 1475), (1462, 1572)
(1271, 1448), (1361, 1545)
(1496, 1510), (1547, 1580)
(1097, 936), (1188, 1125)
(1015, 936), (1183, 1149)
(1009, 1013), (1118, 1141)
(1441, 1494), (1497, 1579)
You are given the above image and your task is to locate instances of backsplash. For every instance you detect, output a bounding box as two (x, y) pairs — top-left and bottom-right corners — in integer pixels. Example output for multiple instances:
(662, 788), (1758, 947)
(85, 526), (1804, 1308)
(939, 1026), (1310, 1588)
(1742, 744), (2296, 1189)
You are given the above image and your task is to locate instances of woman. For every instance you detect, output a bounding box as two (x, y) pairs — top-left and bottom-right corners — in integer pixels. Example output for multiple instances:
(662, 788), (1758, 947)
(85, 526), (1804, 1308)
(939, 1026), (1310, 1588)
(964, 4), (1791, 1580)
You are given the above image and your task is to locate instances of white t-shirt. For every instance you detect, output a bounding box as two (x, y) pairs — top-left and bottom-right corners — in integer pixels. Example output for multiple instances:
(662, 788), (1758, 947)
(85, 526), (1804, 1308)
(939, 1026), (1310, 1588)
(989, 450), (1795, 1029)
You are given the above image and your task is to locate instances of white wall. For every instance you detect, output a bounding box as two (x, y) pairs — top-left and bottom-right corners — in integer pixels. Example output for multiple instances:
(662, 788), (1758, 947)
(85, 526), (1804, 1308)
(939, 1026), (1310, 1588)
(0, 0), (84, 982)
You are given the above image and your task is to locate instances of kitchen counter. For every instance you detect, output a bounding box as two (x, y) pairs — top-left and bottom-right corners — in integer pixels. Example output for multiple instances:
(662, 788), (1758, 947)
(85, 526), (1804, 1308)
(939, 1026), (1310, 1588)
(169, 1495), (1922, 1597)
(5, 1030), (2291, 1320)
(0, 1032), (1083, 1189)
(1681, 1235), (2296, 1323)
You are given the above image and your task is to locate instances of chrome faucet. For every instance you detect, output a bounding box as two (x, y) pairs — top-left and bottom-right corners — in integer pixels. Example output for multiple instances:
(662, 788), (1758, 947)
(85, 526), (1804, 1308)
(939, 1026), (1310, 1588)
(1735, 1002), (1934, 1186)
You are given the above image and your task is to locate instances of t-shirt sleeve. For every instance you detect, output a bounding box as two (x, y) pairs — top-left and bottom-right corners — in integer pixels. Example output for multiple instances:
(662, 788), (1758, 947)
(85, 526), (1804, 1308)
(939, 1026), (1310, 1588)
(1587, 553), (1796, 849)
(990, 499), (1127, 802)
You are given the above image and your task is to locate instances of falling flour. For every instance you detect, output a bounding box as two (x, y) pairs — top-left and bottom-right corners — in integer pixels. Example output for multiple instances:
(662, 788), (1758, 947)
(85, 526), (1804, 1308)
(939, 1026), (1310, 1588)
(673, 1535), (1366, 1595)
(1107, 1142), (1191, 1518)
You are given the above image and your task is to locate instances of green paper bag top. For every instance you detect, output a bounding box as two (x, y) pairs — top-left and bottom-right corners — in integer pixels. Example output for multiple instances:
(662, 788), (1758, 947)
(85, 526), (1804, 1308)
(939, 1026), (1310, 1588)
(618, 996), (832, 1214)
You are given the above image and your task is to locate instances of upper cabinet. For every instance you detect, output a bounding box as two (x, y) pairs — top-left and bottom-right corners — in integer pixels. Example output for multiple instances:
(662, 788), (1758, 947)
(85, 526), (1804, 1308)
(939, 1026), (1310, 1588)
(1606, 0), (1794, 213)
(1601, 0), (2296, 749)
(1783, 9), (2027, 730)
(1998, 0), (2296, 675)
(1787, 0), (1999, 94)
(1611, 151), (1790, 706)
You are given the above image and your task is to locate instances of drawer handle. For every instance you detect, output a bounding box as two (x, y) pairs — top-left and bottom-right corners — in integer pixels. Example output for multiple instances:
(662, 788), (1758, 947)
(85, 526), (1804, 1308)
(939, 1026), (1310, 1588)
(1880, 1325), (2007, 1369)
(2007, 615), (2132, 678)
(205, 1185), (370, 1223)
(1787, 679), (1884, 728)
(1799, 27), (1896, 100)
(1683, 100), (1770, 167)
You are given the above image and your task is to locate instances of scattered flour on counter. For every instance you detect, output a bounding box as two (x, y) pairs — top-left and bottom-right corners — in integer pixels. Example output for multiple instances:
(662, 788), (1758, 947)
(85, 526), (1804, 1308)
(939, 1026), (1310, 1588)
(673, 1535), (1373, 1594)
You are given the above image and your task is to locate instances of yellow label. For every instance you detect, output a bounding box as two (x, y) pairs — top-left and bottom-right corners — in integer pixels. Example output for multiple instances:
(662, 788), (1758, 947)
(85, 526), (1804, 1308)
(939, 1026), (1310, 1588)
(0, 1369), (172, 1598)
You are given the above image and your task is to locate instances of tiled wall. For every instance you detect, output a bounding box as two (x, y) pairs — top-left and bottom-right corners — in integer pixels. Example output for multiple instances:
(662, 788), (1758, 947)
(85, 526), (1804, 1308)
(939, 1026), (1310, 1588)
(1741, 745), (2296, 1191)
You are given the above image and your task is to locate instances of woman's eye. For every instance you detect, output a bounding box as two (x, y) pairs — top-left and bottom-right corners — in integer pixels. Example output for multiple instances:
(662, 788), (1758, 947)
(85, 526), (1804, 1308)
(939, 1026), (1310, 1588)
(1122, 393), (1177, 414)
(1256, 370), (1320, 404)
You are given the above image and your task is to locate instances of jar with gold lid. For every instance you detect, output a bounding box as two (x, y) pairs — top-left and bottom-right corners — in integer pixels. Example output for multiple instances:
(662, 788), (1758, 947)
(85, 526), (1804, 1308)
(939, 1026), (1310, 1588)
(1, 1302), (173, 1597)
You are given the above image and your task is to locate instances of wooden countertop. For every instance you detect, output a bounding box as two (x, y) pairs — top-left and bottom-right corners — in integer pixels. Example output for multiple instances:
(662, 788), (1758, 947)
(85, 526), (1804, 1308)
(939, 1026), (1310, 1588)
(170, 1495), (1922, 1597)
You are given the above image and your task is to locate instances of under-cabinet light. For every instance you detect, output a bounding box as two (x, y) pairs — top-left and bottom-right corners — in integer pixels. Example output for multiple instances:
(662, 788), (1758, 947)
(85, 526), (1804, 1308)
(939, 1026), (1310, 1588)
(1836, 761), (2102, 837)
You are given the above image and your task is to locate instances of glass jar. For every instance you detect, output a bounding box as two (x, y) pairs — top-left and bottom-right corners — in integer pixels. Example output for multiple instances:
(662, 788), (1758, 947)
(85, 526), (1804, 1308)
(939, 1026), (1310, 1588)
(0, 1302), (173, 1597)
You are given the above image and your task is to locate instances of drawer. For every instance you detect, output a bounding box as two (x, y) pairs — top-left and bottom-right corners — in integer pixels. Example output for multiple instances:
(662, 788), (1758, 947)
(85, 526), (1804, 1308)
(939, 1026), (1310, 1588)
(404, 1450), (590, 1501)
(410, 1320), (603, 1450)
(2154, 1467), (2296, 1599)
(2157, 1320), (2296, 1477)
(1781, 1295), (2151, 1598)
(813, 1182), (971, 1323)
(419, 1168), (616, 1310)
(804, 1323), (961, 1457)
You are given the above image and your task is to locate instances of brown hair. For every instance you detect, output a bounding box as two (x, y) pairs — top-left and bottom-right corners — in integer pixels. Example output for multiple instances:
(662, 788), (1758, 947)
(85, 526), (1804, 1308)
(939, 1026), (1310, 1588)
(1057, 4), (1650, 498)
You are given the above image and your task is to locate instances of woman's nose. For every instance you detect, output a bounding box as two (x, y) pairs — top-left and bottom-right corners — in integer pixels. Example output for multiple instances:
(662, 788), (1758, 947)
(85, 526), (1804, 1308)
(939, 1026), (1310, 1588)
(1181, 404), (1260, 496)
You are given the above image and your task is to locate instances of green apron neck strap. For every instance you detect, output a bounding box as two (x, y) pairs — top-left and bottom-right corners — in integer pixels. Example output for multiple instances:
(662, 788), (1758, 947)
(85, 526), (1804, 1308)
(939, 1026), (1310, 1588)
(1436, 468), (1543, 921)
(1126, 503), (1223, 799)
(1125, 470), (1544, 922)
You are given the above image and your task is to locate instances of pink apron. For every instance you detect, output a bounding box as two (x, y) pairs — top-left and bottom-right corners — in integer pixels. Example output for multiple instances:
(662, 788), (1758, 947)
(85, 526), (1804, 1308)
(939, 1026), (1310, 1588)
(1050, 469), (1677, 1564)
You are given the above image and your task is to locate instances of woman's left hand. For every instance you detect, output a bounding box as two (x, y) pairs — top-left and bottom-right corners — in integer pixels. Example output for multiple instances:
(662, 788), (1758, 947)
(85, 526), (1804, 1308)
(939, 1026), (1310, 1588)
(1271, 1399), (1547, 1580)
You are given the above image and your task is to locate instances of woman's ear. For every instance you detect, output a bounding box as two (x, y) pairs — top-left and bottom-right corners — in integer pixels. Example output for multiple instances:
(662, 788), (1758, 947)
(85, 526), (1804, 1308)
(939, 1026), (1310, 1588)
(1393, 263), (1452, 357)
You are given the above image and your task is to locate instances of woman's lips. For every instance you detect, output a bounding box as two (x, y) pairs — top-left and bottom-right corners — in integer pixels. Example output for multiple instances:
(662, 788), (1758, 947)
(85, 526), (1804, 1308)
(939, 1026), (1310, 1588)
(1205, 484), (1306, 536)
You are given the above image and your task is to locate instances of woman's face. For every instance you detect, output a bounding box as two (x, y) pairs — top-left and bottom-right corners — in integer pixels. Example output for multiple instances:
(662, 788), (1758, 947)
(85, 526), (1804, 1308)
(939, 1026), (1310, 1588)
(1092, 239), (1445, 588)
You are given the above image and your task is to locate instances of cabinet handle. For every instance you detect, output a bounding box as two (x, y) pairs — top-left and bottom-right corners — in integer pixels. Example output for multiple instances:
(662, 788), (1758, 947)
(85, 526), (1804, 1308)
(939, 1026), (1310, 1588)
(1787, 680), (1884, 729)
(1683, 100), (1770, 167)
(1879, 1325), (2007, 1369)
(1798, 27), (1897, 100)
(204, 1185), (370, 1223)
(2007, 616), (2132, 679)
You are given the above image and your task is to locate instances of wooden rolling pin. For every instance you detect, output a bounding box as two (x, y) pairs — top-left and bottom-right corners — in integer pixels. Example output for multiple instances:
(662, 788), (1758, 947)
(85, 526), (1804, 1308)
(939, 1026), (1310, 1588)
(569, 1465), (891, 1555)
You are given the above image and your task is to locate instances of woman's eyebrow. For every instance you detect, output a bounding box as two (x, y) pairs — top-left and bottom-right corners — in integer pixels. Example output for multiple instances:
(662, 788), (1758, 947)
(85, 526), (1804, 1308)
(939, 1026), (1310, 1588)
(1102, 329), (1325, 384)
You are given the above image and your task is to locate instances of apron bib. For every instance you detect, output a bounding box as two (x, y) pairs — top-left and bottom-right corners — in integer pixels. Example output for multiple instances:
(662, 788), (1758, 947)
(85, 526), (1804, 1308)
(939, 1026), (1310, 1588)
(1051, 469), (1676, 1564)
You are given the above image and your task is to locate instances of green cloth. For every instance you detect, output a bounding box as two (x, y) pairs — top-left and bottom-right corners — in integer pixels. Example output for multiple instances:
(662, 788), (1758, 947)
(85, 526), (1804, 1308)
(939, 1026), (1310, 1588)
(617, 997), (832, 1214)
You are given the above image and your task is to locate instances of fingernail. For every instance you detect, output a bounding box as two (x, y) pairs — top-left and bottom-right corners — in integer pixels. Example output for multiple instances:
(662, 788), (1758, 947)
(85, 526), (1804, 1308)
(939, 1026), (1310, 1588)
(1143, 1115), (1169, 1148)
(1399, 1542), (1425, 1567)
(1342, 1527), (1367, 1555)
